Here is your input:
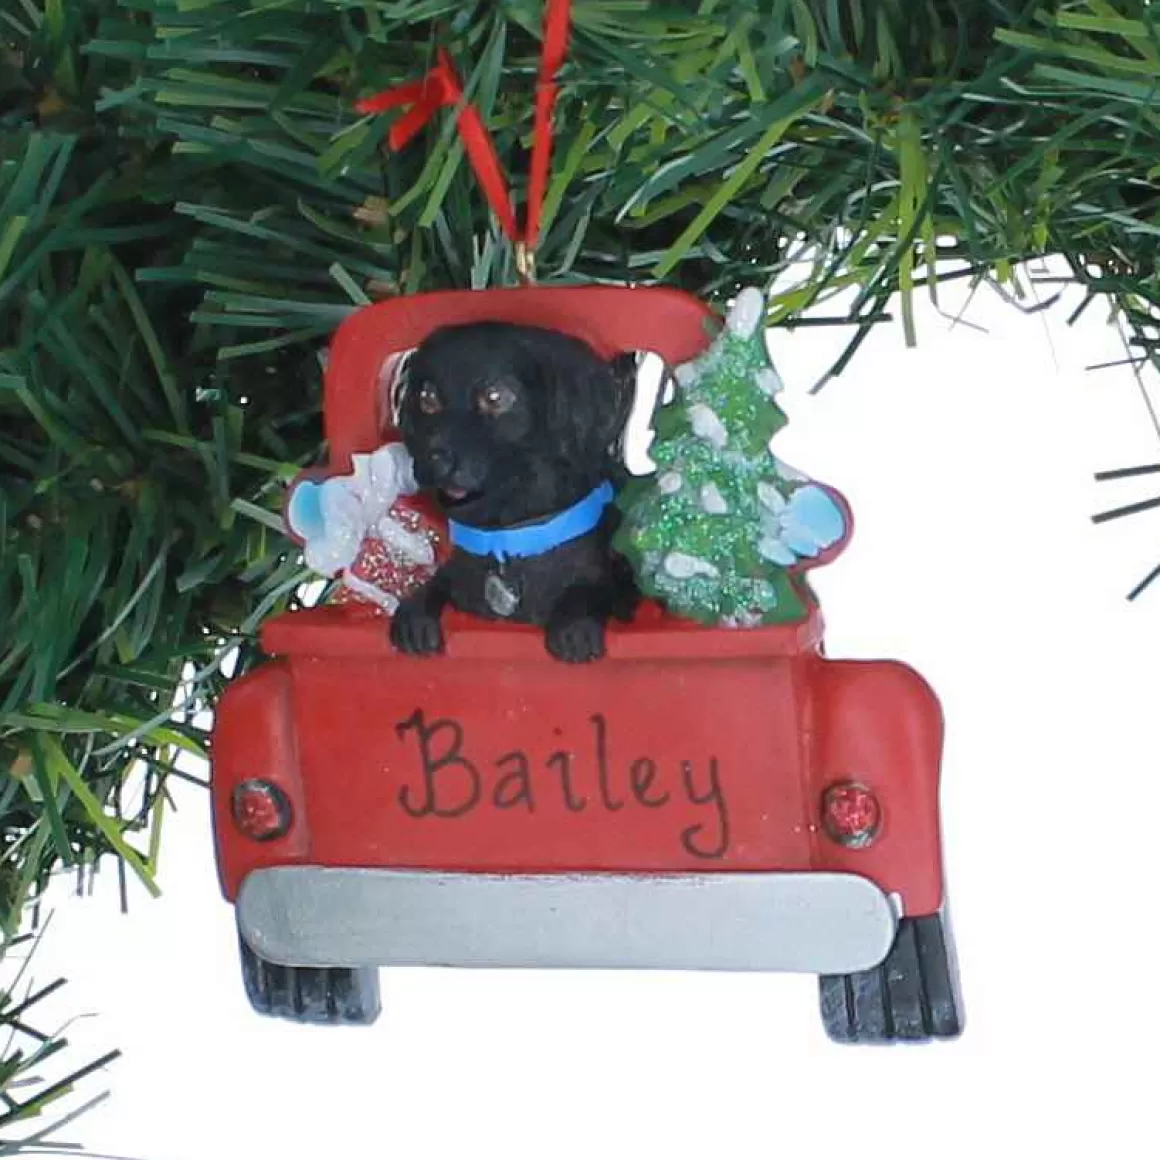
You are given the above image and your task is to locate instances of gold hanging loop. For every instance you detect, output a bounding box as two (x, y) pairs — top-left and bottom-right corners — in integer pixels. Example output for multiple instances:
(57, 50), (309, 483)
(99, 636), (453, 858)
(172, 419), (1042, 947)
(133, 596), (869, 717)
(515, 240), (537, 285)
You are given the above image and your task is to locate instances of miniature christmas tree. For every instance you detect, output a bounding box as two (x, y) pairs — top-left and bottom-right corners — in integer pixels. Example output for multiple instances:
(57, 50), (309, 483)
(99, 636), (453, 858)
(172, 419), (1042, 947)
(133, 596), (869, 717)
(615, 289), (847, 627)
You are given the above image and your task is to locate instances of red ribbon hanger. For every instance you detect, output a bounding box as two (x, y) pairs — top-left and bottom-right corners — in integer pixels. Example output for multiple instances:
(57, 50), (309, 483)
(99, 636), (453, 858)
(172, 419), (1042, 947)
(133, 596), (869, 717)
(355, 0), (573, 274)
(525, 0), (571, 250)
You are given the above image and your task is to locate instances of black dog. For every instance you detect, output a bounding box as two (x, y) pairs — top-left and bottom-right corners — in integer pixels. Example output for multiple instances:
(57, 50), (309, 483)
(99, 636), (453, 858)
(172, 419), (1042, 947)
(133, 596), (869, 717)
(389, 322), (639, 663)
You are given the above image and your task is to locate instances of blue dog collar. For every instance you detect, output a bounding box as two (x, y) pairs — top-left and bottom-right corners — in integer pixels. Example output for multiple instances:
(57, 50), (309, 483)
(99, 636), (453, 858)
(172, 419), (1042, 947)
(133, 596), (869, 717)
(449, 481), (615, 562)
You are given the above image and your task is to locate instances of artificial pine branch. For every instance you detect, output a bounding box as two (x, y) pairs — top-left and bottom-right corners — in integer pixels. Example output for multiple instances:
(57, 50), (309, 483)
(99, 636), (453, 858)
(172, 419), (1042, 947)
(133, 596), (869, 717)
(2, 0), (1159, 1143)
(0, 932), (119, 1152)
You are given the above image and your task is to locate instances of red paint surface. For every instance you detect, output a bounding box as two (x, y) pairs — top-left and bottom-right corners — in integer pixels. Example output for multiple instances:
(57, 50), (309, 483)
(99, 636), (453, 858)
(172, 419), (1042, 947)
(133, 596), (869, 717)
(213, 607), (945, 916)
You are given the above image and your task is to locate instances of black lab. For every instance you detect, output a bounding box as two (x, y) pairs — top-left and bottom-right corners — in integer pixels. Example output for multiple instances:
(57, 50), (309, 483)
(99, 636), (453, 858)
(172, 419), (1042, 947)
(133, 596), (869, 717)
(390, 322), (640, 663)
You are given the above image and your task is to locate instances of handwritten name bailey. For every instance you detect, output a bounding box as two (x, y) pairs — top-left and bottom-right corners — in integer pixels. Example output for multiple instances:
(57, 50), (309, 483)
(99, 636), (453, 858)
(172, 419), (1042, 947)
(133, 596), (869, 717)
(393, 710), (730, 860)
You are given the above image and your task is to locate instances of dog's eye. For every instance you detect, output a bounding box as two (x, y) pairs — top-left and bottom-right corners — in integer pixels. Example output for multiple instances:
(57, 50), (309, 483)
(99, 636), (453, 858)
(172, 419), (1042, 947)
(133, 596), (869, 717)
(417, 383), (442, 415)
(477, 382), (518, 416)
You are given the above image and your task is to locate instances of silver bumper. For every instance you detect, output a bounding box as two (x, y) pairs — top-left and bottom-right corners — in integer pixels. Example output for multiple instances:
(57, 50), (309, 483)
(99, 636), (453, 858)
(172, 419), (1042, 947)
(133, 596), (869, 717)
(237, 867), (897, 975)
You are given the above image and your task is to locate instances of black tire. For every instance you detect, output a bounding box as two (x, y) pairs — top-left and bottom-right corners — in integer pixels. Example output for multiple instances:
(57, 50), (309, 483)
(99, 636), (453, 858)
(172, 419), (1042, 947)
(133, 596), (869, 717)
(819, 911), (962, 1044)
(238, 930), (381, 1026)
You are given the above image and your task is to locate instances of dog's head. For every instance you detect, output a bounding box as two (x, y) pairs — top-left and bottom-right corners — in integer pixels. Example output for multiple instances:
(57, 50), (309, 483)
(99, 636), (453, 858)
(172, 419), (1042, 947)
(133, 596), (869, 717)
(398, 322), (635, 528)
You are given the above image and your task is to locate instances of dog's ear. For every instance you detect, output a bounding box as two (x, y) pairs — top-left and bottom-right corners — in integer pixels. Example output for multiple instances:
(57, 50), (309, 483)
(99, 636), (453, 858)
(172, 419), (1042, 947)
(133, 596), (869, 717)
(603, 351), (639, 464)
(547, 344), (638, 471)
(530, 330), (637, 472)
(388, 350), (415, 435)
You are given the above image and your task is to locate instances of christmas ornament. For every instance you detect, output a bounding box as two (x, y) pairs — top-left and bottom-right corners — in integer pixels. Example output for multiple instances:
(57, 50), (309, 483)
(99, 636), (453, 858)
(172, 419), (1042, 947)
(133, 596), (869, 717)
(616, 287), (848, 627)
(209, 0), (960, 1046)
(211, 284), (961, 1045)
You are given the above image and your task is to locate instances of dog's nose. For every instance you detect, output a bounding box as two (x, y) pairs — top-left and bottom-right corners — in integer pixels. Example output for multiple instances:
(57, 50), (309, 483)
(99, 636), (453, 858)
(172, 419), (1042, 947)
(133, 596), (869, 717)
(426, 448), (455, 481)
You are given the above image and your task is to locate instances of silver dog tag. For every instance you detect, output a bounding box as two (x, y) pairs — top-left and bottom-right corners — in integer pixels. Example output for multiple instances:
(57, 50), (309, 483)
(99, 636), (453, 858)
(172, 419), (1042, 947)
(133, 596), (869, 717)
(484, 573), (520, 618)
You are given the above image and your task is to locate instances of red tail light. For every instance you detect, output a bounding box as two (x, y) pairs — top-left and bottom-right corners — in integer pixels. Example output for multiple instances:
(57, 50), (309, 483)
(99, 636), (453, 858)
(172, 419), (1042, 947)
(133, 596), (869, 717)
(231, 779), (292, 842)
(821, 781), (881, 848)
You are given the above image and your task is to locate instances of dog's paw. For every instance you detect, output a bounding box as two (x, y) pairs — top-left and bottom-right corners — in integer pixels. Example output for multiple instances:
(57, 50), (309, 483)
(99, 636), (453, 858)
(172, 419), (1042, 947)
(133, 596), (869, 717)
(546, 614), (607, 664)
(390, 600), (445, 656)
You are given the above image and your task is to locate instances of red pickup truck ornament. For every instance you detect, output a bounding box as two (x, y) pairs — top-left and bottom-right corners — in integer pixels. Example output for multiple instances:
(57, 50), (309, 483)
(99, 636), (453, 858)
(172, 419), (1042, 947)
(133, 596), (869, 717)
(210, 286), (962, 1044)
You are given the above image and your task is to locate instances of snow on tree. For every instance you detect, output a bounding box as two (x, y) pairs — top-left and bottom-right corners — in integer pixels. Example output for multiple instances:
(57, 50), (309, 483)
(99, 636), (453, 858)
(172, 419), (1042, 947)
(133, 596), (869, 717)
(614, 288), (847, 627)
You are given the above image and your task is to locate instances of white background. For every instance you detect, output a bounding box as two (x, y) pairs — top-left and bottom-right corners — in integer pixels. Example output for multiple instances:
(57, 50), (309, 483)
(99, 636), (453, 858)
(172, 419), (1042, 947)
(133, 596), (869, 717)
(18, 270), (1160, 1158)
